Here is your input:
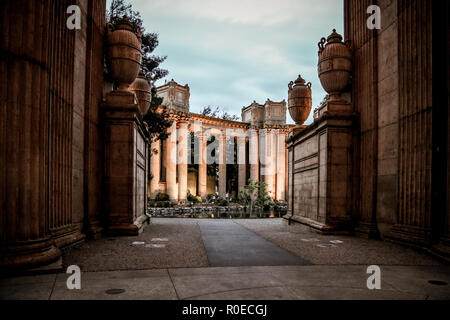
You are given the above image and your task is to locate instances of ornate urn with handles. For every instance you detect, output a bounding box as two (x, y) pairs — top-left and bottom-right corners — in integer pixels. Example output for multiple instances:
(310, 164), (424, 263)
(106, 16), (142, 91)
(318, 29), (352, 100)
(129, 71), (152, 115)
(288, 75), (312, 125)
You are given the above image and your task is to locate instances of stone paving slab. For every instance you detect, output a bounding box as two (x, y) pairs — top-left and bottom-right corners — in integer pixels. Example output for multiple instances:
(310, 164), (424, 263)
(198, 220), (311, 267)
(1, 265), (449, 300)
(62, 218), (208, 272)
(235, 219), (445, 266)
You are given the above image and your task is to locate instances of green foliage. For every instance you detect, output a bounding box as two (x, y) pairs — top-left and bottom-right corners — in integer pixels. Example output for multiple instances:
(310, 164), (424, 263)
(187, 191), (202, 204)
(200, 106), (240, 121)
(205, 194), (216, 203)
(155, 192), (170, 202)
(238, 179), (272, 209)
(215, 197), (228, 207)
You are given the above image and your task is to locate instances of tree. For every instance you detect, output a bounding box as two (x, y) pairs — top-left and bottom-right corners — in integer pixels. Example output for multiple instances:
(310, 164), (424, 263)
(106, 0), (172, 142)
(200, 106), (240, 121)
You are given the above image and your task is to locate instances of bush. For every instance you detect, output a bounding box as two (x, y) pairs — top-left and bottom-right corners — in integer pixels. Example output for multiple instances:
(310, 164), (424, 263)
(215, 197), (228, 206)
(155, 192), (170, 202)
(205, 194), (216, 203)
(187, 192), (199, 203)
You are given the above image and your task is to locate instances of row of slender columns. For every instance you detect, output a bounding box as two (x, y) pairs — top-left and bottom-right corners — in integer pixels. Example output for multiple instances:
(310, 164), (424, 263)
(149, 121), (287, 201)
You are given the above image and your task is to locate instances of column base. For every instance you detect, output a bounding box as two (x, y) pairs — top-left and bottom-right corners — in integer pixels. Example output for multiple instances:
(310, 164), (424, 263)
(354, 221), (380, 239)
(288, 215), (354, 235)
(51, 225), (86, 248)
(432, 234), (450, 262)
(0, 237), (62, 271)
(84, 222), (104, 240)
(106, 215), (149, 236)
(386, 224), (433, 247)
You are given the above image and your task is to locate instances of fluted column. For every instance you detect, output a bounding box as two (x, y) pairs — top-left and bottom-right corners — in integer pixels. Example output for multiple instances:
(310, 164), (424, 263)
(218, 134), (227, 197)
(198, 132), (207, 197)
(165, 119), (178, 201)
(149, 139), (161, 198)
(177, 118), (189, 201)
(262, 128), (276, 199)
(238, 136), (247, 192)
(0, 0), (61, 270)
(276, 129), (286, 201)
(249, 128), (259, 182)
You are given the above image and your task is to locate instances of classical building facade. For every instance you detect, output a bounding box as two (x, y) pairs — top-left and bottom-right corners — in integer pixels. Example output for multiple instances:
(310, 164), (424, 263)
(149, 80), (292, 201)
(286, 0), (449, 260)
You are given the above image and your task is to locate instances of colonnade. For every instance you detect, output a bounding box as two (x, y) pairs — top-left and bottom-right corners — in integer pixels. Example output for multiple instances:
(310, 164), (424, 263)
(149, 113), (289, 201)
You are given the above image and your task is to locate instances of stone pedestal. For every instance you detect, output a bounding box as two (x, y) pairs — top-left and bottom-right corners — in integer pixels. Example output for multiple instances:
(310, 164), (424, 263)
(285, 100), (355, 234)
(102, 91), (149, 236)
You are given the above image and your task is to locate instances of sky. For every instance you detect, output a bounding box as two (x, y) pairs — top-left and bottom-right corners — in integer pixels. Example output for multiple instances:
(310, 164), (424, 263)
(107, 0), (344, 124)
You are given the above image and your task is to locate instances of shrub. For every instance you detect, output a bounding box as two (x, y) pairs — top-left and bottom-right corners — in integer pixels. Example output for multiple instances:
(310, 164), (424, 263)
(205, 194), (216, 203)
(215, 197), (228, 206)
(155, 192), (170, 202)
(187, 192), (199, 203)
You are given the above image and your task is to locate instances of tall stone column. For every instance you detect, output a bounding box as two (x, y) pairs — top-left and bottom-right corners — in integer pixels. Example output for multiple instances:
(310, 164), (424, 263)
(238, 136), (247, 192)
(165, 119), (178, 201)
(262, 128), (276, 198)
(249, 128), (259, 182)
(177, 118), (189, 201)
(149, 139), (161, 198)
(198, 132), (207, 197)
(218, 134), (227, 198)
(0, 0), (62, 270)
(276, 130), (287, 201)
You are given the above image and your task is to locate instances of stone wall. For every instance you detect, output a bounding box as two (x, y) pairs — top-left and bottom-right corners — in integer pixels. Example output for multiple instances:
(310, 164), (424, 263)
(287, 0), (449, 259)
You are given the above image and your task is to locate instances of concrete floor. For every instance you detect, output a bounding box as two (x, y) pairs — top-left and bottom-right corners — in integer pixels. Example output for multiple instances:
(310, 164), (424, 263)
(1, 265), (449, 300)
(1, 218), (449, 300)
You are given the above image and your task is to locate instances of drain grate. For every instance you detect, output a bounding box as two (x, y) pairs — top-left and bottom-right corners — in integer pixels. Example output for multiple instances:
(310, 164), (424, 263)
(428, 280), (448, 286)
(105, 288), (126, 295)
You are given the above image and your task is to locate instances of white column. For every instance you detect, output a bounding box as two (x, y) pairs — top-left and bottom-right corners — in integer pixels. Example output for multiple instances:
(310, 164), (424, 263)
(165, 120), (178, 201)
(218, 134), (227, 198)
(263, 128), (276, 199)
(149, 139), (160, 198)
(177, 119), (189, 201)
(198, 132), (207, 197)
(276, 130), (286, 201)
(249, 128), (259, 182)
(237, 135), (247, 192)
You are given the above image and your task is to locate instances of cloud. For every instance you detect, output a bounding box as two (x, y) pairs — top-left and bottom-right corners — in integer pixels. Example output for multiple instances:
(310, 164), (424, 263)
(108, 0), (344, 124)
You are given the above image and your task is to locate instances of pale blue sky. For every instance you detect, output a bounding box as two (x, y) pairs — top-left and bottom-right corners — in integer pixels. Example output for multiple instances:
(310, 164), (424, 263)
(108, 0), (344, 124)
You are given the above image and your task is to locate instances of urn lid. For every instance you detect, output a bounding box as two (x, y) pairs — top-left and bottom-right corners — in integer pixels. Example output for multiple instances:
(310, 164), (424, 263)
(289, 75), (311, 90)
(293, 74), (306, 86)
(326, 29), (343, 43)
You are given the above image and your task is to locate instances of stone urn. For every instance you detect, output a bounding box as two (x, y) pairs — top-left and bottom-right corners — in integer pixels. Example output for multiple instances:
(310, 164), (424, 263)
(288, 75), (312, 125)
(318, 29), (352, 100)
(106, 17), (142, 91)
(129, 71), (152, 115)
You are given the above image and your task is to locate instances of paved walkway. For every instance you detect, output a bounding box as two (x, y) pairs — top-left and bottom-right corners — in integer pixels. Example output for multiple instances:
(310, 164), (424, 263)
(1, 265), (449, 300)
(1, 218), (449, 300)
(199, 220), (310, 267)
